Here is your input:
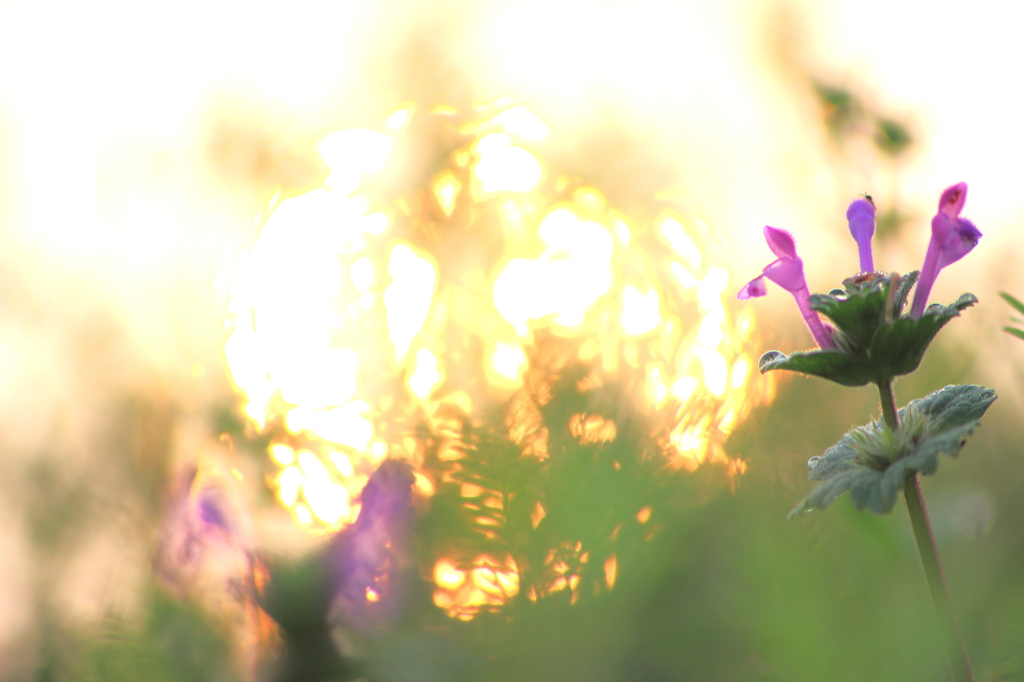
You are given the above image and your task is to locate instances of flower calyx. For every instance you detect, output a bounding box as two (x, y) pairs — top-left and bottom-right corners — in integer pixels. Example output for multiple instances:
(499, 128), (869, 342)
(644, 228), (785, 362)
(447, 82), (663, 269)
(758, 271), (976, 386)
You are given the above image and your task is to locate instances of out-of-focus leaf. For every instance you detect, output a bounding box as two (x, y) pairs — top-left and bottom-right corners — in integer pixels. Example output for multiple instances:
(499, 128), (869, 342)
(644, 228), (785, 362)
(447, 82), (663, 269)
(1003, 327), (1024, 342)
(874, 117), (912, 156)
(999, 291), (1024, 317)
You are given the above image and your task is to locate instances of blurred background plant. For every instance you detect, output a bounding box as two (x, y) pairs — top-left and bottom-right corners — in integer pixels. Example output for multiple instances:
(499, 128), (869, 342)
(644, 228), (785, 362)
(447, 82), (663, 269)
(2, 1), (1024, 681)
(999, 292), (1024, 343)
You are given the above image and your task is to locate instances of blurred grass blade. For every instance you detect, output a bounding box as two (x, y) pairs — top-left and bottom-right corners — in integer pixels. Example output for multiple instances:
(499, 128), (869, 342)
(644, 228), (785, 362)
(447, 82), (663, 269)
(999, 291), (1024, 316)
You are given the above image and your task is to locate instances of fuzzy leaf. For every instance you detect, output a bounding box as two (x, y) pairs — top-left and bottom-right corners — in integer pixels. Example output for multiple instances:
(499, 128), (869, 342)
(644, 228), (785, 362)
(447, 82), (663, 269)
(790, 384), (997, 518)
(869, 293), (977, 378)
(809, 289), (885, 350)
(758, 349), (875, 387)
(907, 383), (996, 431)
(760, 274), (973, 386)
(789, 468), (880, 517)
(1004, 327), (1024, 342)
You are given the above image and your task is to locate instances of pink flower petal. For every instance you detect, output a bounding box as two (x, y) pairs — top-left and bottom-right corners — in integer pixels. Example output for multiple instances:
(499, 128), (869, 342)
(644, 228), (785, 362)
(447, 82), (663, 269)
(936, 217), (981, 269)
(938, 182), (967, 220)
(763, 225), (799, 260)
(763, 256), (806, 294)
(738, 275), (768, 299)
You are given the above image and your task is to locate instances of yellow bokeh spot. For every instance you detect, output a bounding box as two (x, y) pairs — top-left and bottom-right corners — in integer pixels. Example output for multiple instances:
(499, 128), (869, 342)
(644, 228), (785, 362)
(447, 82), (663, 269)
(408, 348), (444, 399)
(489, 105), (549, 141)
(385, 243), (437, 363)
(434, 559), (465, 590)
(490, 341), (527, 384)
(731, 356), (750, 389)
(277, 466), (303, 507)
(319, 128), (393, 193)
(329, 451), (354, 477)
(658, 216), (703, 270)
(531, 502), (546, 528)
(349, 257), (375, 293)
(295, 504), (313, 526)
(270, 443), (295, 466)
(222, 104), (773, 614)
(386, 104), (415, 130)
(370, 440), (389, 461)
(604, 556), (618, 589)
(474, 133), (543, 193)
(620, 285), (662, 336)
(433, 171), (462, 217)
(413, 472), (436, 497)
(431, 555), (520, 619)
(493, 208), (614, 335)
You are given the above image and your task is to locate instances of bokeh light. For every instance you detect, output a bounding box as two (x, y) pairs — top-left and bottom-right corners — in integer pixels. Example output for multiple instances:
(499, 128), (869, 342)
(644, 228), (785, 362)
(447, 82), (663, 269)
(222, 102), (774, 617)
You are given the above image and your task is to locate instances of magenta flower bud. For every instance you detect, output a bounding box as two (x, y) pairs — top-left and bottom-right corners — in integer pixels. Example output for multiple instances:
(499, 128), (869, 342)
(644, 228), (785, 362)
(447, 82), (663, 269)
(846, 198), (876, 273)
(737, 226), (835, 349)
(910, 183), (981, 318)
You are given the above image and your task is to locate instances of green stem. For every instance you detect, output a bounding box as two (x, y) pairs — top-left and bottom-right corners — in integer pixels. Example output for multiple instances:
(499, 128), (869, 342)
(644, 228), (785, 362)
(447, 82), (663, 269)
(877, 379), (973, 682)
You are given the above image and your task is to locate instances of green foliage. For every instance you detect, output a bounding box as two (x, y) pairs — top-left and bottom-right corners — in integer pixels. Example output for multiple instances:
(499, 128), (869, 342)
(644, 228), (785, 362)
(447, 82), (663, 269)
(790, 384), (997, 517)
(999, 291), (1024, 341)
(42, 593), (238, 682)
(811, 80), (913, 159)
(758, 348), (875, 387)
(759, 272), (976, 386)
(874, 118), (912, 156)
(417, 365), (705, 613)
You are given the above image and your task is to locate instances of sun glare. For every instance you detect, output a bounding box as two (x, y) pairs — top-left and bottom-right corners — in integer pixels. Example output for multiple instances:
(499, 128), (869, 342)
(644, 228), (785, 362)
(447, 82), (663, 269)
(223, 101), (773, 618)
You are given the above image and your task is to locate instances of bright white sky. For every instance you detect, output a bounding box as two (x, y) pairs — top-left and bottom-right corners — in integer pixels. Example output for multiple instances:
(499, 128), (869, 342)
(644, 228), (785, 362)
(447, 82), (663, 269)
(0, 0), (1020, 365)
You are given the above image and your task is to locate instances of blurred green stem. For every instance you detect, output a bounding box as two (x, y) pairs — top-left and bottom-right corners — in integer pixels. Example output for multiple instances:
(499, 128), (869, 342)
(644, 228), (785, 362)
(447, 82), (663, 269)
(877, 379), (973, 682)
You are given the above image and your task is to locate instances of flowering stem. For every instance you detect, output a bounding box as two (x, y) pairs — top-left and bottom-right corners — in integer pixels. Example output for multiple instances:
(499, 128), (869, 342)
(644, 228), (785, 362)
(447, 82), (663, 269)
(911, 240), (941, 318)
(877, 379), (899, 431)
(794, 286), (836, 349)
(877, 379), (973, 682)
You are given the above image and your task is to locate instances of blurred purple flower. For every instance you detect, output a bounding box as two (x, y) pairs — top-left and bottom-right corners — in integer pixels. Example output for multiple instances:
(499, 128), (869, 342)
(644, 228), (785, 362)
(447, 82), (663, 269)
(738, 225), (835, 349)
(327, 459), (417, 637)
(910, 182), (982, 318)
(154, 465), (271, 677)
(846, 197), (876, 273)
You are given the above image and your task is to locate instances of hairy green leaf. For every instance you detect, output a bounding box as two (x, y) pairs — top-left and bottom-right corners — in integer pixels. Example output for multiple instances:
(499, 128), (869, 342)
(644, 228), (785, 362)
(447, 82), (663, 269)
(790, 384), (997, 518)
(758, 349), (875, 387)
(760, 292), (976, 387)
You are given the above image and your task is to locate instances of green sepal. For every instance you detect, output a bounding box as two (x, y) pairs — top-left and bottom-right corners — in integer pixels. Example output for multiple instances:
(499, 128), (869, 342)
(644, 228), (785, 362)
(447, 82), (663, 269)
(891, 270), (919, 319)
(807, 274), (890, 351)
(789, 384), (997, 518)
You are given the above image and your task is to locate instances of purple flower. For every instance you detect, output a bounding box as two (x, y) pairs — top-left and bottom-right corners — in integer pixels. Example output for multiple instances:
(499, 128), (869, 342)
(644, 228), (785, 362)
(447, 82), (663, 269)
(910, 183), (982, 318)
(846, 197), (876, 273)
(328, 459), (416, 636)
(738, 225), (835, 349)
